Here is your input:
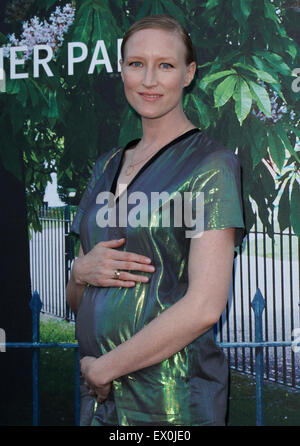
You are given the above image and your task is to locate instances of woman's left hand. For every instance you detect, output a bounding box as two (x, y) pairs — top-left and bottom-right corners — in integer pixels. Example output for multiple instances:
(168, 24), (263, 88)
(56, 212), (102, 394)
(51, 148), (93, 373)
(80, 356), (112, 404)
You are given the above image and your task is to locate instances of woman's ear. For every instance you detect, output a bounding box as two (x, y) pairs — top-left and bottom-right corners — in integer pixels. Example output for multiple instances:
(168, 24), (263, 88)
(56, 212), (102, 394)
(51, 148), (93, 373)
(184, 61), (196, 87)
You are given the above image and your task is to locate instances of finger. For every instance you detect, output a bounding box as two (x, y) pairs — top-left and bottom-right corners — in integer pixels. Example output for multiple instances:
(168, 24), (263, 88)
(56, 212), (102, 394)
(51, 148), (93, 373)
(109, 250), (153, 265)
(112, 270), (150, 283)
(112, 261), (155, 274)
(97, 238), (126, 248)
(101, 278), (136, 287)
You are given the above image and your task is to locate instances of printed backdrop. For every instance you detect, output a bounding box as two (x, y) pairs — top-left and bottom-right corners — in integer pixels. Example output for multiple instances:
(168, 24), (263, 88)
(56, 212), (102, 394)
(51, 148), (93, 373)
(0, 0), (300, 426)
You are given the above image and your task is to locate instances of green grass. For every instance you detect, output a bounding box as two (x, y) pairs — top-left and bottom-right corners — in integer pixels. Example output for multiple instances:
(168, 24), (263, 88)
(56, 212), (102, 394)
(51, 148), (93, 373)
(39, 314), (77, 426)
(2, 315), (300, 426)
(228, 370), (300, 426)
(40, 314), (76, 343)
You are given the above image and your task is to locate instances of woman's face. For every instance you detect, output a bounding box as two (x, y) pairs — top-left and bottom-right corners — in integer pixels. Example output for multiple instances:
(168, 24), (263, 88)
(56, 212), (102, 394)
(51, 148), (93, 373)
(120, 28), (196, 120)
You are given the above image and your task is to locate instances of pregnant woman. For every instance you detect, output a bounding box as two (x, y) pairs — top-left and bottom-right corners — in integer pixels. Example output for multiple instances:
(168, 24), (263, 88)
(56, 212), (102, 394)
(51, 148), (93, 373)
(66, 14), (245, 426)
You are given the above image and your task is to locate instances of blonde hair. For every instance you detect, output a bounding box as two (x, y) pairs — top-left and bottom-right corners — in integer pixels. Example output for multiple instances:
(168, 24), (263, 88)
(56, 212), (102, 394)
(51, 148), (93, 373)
(121, 14), (196, 65)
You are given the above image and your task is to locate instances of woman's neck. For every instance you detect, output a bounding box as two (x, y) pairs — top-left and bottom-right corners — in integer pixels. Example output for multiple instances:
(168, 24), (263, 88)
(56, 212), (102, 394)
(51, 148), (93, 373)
(139, 111), (195, 151)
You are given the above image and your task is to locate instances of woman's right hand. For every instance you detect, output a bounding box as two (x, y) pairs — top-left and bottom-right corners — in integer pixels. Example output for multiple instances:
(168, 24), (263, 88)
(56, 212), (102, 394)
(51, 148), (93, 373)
(72, 238), (155, 288)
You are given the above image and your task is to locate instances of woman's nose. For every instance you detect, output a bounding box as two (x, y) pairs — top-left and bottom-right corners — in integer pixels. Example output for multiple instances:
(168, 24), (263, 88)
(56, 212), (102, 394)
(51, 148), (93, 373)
(142, 67), (158, 87)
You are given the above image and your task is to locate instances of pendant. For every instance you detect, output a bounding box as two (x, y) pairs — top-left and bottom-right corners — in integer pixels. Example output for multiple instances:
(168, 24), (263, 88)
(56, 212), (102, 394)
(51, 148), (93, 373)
(125, 165), (134, 176)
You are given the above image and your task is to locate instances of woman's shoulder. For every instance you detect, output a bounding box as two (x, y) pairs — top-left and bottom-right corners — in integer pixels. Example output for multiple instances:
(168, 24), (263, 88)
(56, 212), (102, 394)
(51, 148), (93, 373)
(196, 132), (240, 171)
(92, 146), (122, 174)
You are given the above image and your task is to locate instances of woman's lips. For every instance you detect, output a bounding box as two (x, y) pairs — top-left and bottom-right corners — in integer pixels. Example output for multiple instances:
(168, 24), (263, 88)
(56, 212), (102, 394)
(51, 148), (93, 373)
(139, 93), (163, 102)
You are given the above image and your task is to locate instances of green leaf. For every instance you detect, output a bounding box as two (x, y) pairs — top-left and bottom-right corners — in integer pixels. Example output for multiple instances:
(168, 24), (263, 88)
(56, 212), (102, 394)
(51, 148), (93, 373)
(162, 0), (184, 19)
(197, 61), (214, 69)
(31, 151), (39, 163)
(199, 69), (237, 90)
(232, 0), (252, 24)
(72, 7), (93, 43)
(48, 90), (59, 119)
(5, 79), (20, 95)
(283, 37), (297, 60)
(292, 128), (300, 148)
(214, 75), (238, 108)
(119, 105), (141, 147)
(191, 95), (210, 129)
(264, 0), (279, 23)
(205, 0), (219, 9)
(269, 81), (286, 103)
(92, 10), (103, 47)
(65, 167), (73, 181)
(292, 128), (300, 140)
(278, 178), (290, 232)
(251, 55), (267, 72)
(249, 80), (271, 117)
(233, 78), (252, 125)
(27, 81), (39, 107)
(243, 196), (256, 232)
(267, 129), (285, 171)
(28, 78), (48, 105)
(9, 100), (25, 133)
(290, 180), (300, 236)
(254, 163), (276, 204)
(45, 0), (57, 10)
(240, 0), (252, 18)
(276, 124), (300, 164)
(233, 62), (278, 83)
(232, 0), (245, 24)
(249, 118), (268, 168)
(76, 0), (93, 18)
(18, 80), (28, 108)
(0, 32), (7, 44)
(255, 52), (291, 76)
(151, 0), (165, 15)
(262, 171), (276, 203)
(136, 0), (152, 19)
(92, 0), (106, 11)
(255, 70), (278, 84)
(233, 62), (258, 75)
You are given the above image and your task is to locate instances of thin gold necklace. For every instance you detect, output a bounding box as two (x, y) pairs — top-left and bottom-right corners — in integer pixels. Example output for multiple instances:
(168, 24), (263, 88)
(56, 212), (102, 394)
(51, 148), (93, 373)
(125, 123), (194, 176)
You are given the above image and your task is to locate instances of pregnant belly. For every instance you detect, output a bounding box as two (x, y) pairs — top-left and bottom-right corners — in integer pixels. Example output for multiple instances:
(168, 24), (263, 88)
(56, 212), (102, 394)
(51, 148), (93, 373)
(76, 282), (153, 357)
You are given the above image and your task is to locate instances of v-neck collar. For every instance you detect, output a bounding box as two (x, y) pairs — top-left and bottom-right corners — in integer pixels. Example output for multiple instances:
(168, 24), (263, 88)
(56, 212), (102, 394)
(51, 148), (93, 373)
(110, 127), (200, 204)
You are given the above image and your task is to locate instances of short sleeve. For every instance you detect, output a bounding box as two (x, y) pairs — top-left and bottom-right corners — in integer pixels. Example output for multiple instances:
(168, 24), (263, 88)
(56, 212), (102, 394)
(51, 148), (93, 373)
(70, 157), (102, 236)
(190, 150), (246, 248)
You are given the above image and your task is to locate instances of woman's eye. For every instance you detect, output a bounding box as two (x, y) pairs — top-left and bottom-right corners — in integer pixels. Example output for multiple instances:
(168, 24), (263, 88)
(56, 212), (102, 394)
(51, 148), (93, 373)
(161, 63), (173, 69)
(129, 61), (142, 67)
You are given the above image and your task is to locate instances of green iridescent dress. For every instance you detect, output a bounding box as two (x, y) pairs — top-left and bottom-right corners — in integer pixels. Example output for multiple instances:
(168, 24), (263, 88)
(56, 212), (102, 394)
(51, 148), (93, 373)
(70, 128), (246, 426)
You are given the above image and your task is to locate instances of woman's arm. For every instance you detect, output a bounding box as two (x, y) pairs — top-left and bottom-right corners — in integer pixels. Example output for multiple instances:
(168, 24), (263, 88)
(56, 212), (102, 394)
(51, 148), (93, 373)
(66, 243), (86, 314)
(82, 227), (235, 388)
